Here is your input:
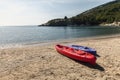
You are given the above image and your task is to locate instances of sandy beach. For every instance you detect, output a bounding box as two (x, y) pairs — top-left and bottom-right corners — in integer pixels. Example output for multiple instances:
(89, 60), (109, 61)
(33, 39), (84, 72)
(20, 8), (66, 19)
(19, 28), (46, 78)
(0, 36), (120, 80)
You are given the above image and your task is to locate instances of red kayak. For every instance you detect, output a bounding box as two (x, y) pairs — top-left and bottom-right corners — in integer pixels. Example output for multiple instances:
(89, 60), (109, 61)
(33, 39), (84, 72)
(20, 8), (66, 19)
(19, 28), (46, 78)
(55, 44), (96, 65)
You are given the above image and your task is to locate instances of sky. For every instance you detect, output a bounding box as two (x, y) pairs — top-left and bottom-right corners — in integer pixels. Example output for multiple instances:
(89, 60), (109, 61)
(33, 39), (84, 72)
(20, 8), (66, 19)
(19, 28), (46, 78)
(0, 0), (114, 26)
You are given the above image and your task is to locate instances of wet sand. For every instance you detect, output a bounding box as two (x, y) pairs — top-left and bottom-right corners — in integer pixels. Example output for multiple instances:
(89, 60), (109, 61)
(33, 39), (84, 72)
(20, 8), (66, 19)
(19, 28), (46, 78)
(0, 36), (120, 80)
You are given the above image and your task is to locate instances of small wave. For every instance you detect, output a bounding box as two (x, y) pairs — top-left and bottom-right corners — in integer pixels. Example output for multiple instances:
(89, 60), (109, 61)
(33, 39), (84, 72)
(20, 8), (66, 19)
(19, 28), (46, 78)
(0, 44), (24, 49)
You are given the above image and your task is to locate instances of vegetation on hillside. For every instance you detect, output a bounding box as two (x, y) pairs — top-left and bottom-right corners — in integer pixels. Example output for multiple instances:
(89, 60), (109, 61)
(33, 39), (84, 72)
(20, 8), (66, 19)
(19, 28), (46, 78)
(45, 16), (68, 26)
(40, 0), (120, 26)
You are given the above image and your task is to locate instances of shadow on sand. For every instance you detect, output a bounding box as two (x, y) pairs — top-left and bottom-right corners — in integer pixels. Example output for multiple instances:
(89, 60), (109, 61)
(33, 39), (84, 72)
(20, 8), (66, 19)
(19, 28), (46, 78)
(95, 53), (101, 57)
(57, 51), (104, 71)
(62, 53), (104, 71)
(74, 60), (105, 71)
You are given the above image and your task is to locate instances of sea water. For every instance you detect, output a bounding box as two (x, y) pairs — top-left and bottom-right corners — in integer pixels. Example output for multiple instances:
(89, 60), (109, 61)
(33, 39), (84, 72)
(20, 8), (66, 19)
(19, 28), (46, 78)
(0, 25), (120, 48)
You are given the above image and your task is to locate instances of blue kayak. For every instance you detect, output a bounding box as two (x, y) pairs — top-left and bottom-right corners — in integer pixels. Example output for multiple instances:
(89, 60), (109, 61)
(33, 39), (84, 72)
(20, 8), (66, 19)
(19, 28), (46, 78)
(70, 45), (96, 55)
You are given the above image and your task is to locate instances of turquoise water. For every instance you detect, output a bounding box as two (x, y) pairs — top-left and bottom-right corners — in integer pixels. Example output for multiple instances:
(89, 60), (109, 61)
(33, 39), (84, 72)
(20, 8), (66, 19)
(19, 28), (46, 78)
(0, 26), (120, 45)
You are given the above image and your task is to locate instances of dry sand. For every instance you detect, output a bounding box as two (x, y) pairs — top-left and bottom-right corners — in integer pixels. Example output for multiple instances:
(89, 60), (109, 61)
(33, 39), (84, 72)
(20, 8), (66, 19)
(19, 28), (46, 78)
(0, 36), (120, 80)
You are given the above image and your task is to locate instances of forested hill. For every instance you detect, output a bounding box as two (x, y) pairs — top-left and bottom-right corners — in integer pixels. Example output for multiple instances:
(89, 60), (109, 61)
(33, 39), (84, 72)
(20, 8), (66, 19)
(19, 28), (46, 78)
(40, 0), (120, 26)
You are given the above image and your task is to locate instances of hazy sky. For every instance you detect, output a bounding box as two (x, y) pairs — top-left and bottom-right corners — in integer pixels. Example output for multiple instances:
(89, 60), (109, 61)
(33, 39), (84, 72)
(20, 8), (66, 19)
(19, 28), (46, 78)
(0, 0), (113, 26)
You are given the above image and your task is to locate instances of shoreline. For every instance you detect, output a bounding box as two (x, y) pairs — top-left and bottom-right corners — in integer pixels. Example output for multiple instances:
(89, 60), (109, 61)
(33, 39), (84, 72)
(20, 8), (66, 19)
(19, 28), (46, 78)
(1, 34), (120, 49)
(0, 34), (120, 80)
